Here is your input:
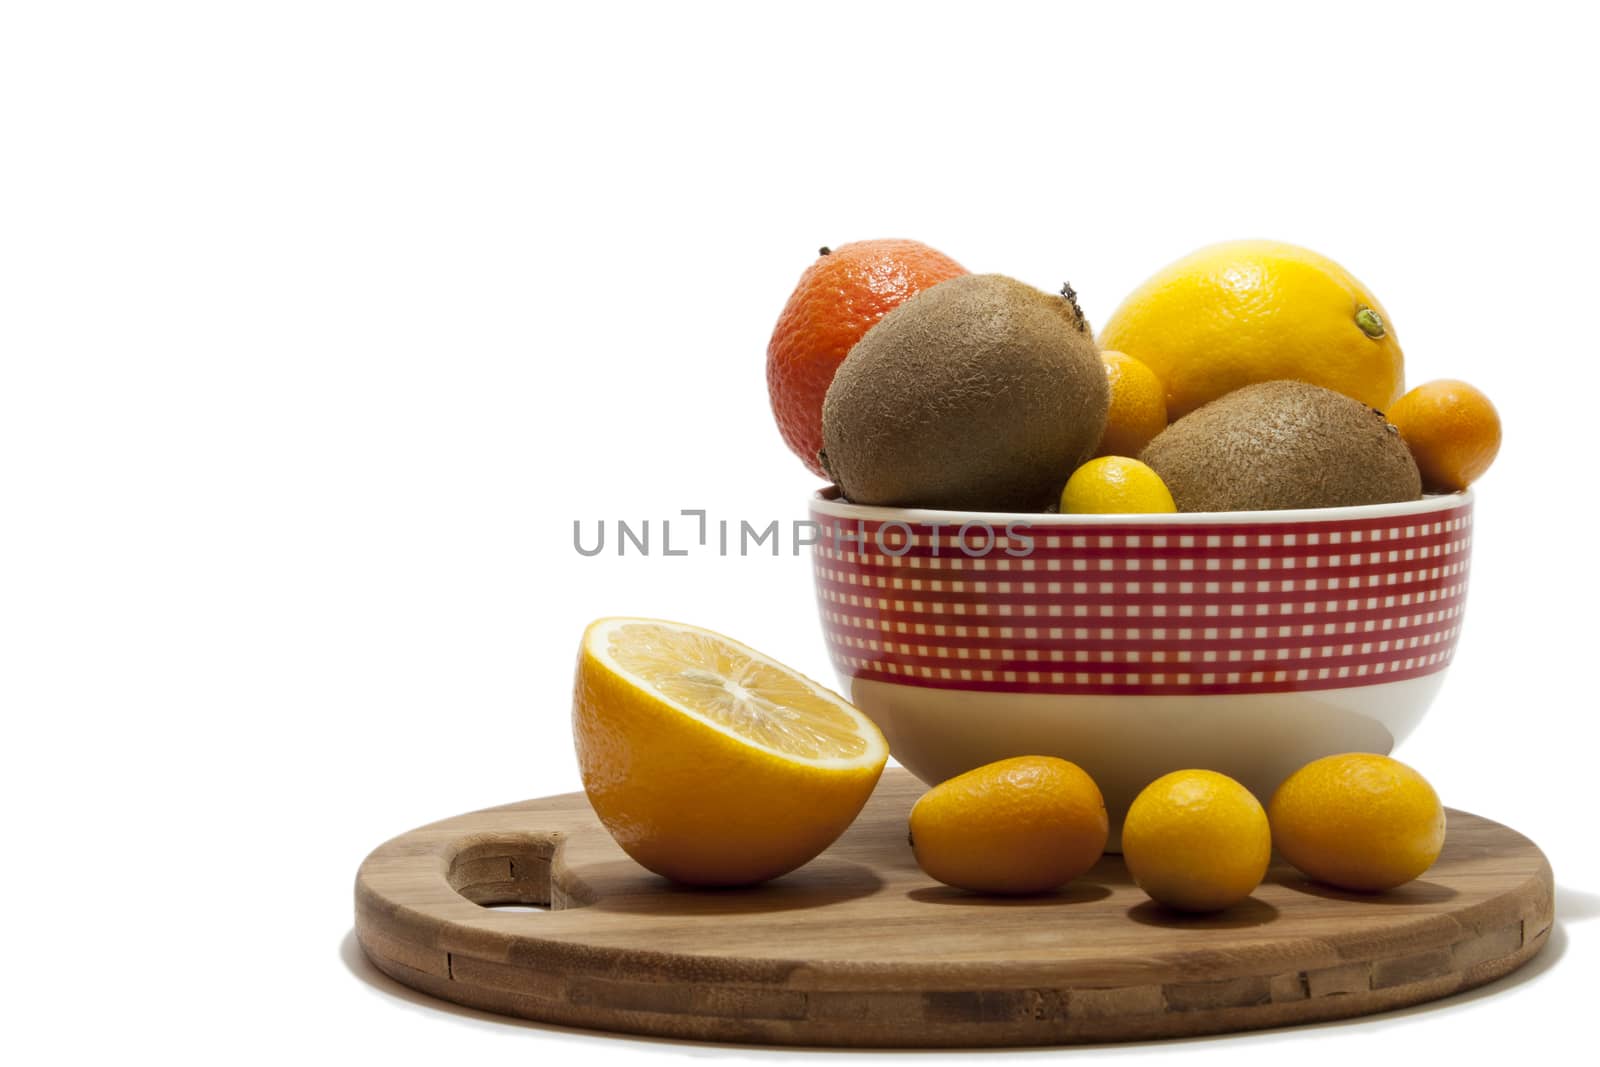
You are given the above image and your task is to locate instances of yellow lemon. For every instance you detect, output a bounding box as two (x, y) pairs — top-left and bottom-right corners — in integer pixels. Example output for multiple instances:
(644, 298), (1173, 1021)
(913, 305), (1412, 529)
(572, 617), (888, 886)
(910, 756), (1108, 894)
(1121, 770), (1272, 912)
(1099, 240), (1405, 419)
(1060, 456), (1176, 514)
(1095, 350), (1168, 458)
(1268, 753), (1445, 891)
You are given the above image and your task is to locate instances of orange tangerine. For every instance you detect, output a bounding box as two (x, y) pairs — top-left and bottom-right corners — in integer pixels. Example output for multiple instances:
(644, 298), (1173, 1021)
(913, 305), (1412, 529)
(1095, 350), (1167, 457)
(1384, 379), (1501, 492)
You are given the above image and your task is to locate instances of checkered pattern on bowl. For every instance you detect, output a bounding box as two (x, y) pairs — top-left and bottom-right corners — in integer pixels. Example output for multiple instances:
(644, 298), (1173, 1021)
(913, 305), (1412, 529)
(810, 496), (1472, 696)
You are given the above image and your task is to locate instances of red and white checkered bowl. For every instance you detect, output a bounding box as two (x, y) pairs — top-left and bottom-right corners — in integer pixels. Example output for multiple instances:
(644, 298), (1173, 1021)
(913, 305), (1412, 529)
(809, 489), (1473, 846)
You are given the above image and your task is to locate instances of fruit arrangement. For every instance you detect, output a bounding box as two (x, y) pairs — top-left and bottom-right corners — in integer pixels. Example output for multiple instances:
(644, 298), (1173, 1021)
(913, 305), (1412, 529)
(562, 239), (1494, 909)
(768, 238), (1502, 512)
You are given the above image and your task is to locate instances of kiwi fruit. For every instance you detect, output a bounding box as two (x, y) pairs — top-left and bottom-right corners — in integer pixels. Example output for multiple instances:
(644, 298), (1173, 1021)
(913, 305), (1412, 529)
(819, 274), (1108, 511)
(1139, 380), (1422, 512)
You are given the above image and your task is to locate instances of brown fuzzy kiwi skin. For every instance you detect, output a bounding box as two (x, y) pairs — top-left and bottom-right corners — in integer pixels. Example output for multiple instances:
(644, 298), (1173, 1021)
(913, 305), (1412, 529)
(820, 274), (1109, 512)
(1139, 380), (1422, 513)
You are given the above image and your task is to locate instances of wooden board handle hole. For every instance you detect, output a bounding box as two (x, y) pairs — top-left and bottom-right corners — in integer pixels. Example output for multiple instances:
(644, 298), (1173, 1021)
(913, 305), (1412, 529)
(446, 832), (564, 910)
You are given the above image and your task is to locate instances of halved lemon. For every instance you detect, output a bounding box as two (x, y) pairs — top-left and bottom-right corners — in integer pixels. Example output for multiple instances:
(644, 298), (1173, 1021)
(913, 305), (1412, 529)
(572, 617), (888, 886)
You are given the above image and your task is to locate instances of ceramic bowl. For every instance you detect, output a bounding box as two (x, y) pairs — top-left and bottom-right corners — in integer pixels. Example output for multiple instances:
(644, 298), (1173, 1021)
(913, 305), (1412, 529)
(809, 489), (1474, 847)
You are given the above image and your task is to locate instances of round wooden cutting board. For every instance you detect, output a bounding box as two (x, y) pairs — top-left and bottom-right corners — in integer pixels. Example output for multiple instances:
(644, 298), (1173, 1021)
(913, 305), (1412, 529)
(354, 770), (1552, 1047)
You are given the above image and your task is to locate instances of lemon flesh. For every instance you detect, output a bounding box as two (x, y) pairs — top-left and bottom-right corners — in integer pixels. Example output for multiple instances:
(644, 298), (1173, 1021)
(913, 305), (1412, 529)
(600, 621), (875, 763)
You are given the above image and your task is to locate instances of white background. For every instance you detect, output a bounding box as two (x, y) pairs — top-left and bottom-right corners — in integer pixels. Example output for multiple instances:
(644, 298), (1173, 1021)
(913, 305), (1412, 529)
(4, 1), (1597, 1063)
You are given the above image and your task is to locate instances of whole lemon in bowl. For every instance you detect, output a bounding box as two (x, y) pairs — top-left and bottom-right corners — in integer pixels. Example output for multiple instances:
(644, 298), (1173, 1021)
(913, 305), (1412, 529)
(1099, 240), (1405, 418)
(1059, 456), (1176, 514)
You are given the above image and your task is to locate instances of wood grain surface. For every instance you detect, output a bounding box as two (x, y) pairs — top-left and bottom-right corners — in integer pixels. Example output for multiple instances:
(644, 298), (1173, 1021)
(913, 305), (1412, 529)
(354, 769), (1553, 1047)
